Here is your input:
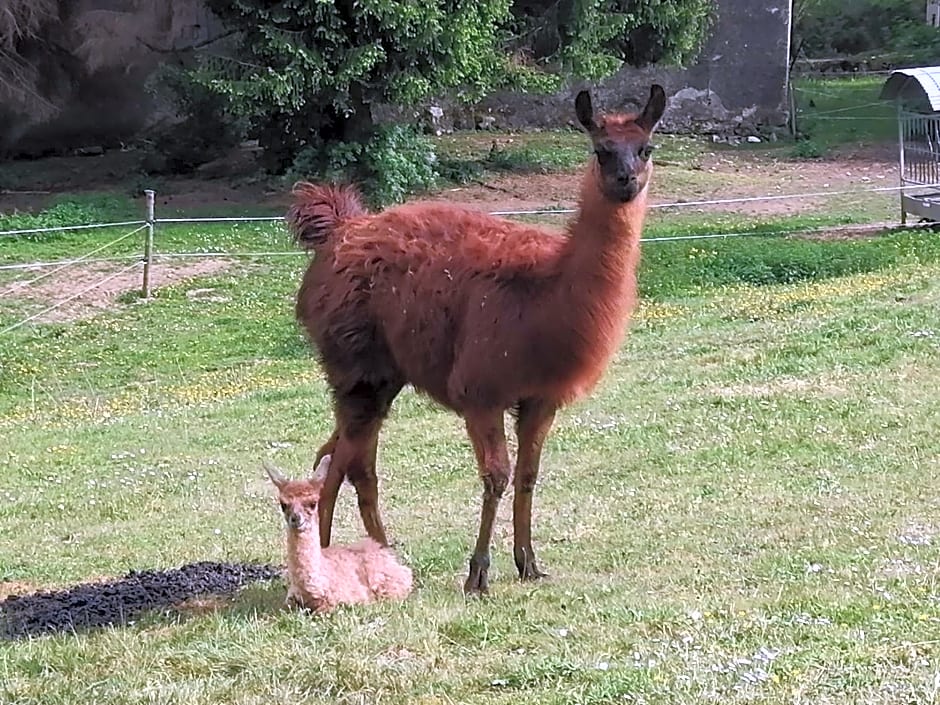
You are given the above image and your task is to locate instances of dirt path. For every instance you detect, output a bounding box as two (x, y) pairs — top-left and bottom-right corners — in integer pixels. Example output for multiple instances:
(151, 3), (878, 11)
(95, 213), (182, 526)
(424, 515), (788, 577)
(422, 144), (899, 217)
(0, 259), (233, 324)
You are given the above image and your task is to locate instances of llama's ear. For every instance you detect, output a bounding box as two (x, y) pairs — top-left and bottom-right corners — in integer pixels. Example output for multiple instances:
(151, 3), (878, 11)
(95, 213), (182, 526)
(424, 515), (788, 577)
(263, 459), (289, 489)
(575, 90), (597, 132)
(311, 454), (331, 485)
(636, 84), (667, 134)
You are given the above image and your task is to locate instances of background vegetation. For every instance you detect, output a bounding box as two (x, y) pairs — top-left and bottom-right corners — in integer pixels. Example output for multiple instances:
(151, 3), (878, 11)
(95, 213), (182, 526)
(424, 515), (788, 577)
(180, 0), (714, 204)
(793, 0), (940, 62)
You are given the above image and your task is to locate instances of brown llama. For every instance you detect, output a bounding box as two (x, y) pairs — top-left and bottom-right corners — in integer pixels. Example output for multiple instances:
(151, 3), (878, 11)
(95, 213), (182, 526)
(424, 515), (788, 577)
(264, 455), (414, 612)
(286, 84), (666, 595)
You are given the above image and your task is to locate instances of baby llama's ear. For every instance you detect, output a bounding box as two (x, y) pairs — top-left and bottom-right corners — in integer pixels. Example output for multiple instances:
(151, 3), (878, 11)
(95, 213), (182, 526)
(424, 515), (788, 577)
(311, 454), (331, 485)
(262, 459), (289, 489)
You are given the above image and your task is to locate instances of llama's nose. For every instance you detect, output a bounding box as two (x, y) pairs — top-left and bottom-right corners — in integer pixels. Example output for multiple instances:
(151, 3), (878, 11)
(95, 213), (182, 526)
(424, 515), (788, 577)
(618, 173), (637, 187)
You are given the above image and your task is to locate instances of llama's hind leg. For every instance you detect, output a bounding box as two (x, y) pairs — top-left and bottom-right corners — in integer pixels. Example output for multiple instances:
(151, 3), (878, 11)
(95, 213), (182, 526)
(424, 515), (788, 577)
(512, 399), (556, 581)
(463, 409), (511, 595)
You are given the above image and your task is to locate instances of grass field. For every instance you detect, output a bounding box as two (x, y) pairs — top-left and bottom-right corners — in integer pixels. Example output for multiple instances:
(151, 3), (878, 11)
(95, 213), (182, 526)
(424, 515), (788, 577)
(2, 211), (940, 703)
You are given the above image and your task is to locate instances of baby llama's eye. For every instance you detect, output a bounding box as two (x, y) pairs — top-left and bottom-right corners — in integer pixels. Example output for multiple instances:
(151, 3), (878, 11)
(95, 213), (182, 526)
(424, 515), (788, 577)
(595, 147), (614, 164)
(638, 144), (655, 161)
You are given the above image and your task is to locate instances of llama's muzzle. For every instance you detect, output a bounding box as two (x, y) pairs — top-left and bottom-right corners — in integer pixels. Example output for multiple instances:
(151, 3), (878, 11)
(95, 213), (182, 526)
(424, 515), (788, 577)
(285, 511), (307, 531)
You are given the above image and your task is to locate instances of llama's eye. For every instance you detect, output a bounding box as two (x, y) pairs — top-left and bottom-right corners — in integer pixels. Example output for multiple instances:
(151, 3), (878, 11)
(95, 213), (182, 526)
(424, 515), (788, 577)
(279, 501), (288, 512)
(595, 147), (614, 164)
(638, 144), (655, 161)
(306, 500), (318, 510)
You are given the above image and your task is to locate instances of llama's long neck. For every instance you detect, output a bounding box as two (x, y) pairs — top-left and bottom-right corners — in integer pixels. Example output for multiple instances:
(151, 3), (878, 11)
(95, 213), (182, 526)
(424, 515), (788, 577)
(559, 161), (649, 313)
(534, 161), (650, 401)
(286, 528), (322, 576)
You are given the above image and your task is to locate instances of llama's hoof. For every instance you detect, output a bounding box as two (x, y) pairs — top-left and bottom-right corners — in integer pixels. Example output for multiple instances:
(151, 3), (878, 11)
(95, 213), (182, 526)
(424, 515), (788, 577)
(518, 562), (549, 581)
(463, 565), (490, 596)
(514, 546), (549, 581)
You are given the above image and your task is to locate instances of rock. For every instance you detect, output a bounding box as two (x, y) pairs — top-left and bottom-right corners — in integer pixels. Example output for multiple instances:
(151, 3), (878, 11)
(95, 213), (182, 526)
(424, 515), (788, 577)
(477, 115), (497, 130)
(75, 145), (105, 157)
(747, 135), (761, 143)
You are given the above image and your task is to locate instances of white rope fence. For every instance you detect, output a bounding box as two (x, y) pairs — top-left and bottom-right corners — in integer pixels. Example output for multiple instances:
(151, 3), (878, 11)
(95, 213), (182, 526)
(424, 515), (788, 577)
(0, 225), (147, 295)
(0, 261), (142, 335)
(0, 254), (140, 273)
(1, 179), (938, 336)
(0, 220), (146, 238)
(2, 180), (939, 238)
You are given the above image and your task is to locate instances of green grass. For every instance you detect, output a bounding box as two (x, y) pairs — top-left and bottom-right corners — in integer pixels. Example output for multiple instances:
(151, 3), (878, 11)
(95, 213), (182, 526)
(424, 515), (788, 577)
(2, 208), (940, 703)
(790, 75), (898, 152)
(436, 131), (709, 184)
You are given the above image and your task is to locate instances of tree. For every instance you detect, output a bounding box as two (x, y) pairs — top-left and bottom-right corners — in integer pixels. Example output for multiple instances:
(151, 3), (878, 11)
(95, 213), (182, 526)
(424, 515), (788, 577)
(0, 0), (60, 121)
(793, 0), (927, 57)
(509, 0), (715, 74)
(192, 0), (715, 203)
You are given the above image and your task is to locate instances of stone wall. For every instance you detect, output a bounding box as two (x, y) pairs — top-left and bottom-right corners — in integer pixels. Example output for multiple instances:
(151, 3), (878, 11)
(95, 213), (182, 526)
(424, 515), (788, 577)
(409, 0), (793, 140)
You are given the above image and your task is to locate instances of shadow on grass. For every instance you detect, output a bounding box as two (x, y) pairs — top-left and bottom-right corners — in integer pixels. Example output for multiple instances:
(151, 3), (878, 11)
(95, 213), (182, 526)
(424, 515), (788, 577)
(0, 561), (282, 640)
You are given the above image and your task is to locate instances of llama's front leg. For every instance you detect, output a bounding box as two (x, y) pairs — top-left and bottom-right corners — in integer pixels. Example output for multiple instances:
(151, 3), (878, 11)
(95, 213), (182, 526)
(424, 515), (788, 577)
(464, 410), (511, 595)
(513, 399), (556, 581)
(315, 429), (342, 547)
(321, 431), (390, 547)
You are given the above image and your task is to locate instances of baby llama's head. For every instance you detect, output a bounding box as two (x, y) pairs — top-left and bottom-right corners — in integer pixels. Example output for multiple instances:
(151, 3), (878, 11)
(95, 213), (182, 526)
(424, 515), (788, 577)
(264, 455), (331, 533)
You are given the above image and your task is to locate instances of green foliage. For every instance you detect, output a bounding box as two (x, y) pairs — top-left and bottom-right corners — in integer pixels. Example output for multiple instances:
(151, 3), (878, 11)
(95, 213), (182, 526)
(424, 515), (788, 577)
(143, 65), (247, 176)
(197, 0), (524, 176)
(510, 0), (715, 75)
(0, 195), (134, 233)
(190, 0), (714, 205)
(794, 0), (935, 59)
(790, 137), (825, 159)
(288, 125), (439, 207)
(887, 20), (940, 64)
(359, 126), (439, 205)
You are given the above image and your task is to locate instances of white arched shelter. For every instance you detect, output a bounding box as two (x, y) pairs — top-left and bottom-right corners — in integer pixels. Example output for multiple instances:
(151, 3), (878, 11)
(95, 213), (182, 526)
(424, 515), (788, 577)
(880, 66), (940, 223)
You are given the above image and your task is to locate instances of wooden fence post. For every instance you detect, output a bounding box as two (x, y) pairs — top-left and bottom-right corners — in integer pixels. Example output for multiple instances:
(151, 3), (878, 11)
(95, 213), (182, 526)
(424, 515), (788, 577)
(142, 189), (155, 298)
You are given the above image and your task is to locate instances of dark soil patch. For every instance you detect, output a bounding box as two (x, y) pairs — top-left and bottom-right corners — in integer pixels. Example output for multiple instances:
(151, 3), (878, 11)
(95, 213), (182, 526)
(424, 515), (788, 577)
(0, 561), (281, 639)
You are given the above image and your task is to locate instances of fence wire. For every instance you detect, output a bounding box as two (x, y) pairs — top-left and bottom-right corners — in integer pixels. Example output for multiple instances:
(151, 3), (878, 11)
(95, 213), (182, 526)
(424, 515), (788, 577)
(0, 225), (147, 296)
(1, 171), (939, 335)
(2, 181), (940, 237)
(0, 261), (142, 335)
(0, 220), (146, 238)
(489, 181), (940, 217)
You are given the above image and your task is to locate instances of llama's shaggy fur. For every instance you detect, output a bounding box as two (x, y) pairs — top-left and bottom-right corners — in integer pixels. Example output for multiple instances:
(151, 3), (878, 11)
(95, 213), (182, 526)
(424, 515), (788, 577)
(286, 85), (667, 594)
(265, 456), (413, 613)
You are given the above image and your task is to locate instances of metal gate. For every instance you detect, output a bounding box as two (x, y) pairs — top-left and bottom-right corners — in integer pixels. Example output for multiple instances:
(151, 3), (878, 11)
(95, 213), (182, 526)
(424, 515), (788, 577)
(899, 109), (940, 223)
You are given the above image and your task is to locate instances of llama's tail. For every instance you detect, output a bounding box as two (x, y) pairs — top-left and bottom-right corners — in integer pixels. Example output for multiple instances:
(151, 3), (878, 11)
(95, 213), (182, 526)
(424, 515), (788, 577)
(286, 182), (368, 251)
